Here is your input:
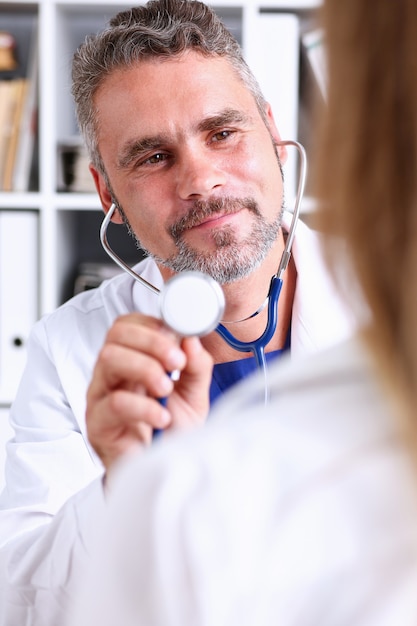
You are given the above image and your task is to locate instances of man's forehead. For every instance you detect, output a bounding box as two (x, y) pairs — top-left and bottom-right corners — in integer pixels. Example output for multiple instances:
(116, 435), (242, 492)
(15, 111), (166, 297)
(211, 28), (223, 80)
(99, 50), (244, 91)
(95, 53), (256, 119)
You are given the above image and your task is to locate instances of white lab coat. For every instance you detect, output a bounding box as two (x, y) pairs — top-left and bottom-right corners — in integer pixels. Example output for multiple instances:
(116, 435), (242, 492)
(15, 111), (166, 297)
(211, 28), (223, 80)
(69, 337), (417, 626)
(0, 215), (354, 625)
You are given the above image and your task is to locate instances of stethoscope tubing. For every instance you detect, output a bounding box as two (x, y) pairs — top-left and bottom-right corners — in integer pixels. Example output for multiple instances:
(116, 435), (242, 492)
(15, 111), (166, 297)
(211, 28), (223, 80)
(213, 140), (306, 359)
(215, 275), (282, 368)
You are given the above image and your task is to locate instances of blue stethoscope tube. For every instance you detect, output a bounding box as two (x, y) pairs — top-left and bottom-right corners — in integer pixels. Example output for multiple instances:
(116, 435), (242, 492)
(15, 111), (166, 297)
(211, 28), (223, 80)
(216, 275), (282, 369)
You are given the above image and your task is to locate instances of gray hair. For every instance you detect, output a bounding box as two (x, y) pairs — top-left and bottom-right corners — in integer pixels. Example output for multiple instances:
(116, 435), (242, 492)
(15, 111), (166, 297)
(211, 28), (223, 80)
(71, 0), (267, 173)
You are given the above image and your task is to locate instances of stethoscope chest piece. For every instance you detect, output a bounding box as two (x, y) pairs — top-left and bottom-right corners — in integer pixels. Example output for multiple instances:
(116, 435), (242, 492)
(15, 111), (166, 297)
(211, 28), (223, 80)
(160, 271), (226, 337)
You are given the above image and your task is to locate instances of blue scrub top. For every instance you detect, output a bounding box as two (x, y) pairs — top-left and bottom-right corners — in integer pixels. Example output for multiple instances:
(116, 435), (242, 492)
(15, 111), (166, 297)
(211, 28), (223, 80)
(153, 331), (290, 439)
(209, 329), (291, 405)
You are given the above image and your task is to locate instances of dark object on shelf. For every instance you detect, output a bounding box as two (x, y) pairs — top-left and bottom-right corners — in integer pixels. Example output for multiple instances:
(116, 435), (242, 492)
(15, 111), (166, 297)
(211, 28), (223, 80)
(73, 262), (124, 295)
(57, 138), (96, 193)
(0, 31), (17, 72)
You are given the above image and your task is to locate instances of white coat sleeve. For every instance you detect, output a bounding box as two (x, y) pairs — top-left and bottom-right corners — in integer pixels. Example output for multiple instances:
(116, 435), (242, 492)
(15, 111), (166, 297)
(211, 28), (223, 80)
(0, 317), (106, 626)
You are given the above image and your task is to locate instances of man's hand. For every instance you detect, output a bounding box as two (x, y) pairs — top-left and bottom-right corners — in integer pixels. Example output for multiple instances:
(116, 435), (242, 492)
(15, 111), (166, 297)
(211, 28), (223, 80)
(86, 313), (213, 472)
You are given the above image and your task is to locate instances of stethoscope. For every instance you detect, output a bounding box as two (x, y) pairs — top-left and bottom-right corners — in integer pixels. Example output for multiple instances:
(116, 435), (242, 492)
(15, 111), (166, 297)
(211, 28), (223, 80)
(100, 140), (307, 404)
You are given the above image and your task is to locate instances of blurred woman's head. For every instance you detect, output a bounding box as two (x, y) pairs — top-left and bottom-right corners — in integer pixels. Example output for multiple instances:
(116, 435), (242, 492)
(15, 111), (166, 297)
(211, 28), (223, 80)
(314, 0), (417, 423)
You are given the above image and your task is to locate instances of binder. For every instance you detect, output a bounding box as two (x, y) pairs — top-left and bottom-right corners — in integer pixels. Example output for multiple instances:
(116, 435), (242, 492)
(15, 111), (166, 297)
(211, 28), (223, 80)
(0, 210), (38, 404)
(0, 406), (13, 492)
(245, 12), (300, 202)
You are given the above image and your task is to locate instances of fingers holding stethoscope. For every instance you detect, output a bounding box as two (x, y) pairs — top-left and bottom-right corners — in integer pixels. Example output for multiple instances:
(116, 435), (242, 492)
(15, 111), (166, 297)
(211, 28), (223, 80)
(85, 313), (213, 473)
(86, 387), (171, 471)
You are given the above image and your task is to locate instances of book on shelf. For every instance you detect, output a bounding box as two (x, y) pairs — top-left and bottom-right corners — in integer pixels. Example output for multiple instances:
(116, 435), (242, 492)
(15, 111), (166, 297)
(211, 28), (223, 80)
(12, 26), (38, 192)
(2, 78), (28, 191)
(0, 79), (21, 187)
(0, 26), (38, 192)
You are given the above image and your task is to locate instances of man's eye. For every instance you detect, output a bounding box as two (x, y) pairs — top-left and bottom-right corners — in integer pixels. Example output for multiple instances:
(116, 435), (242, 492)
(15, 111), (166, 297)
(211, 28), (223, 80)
(212, 130), (233, 142)
(144, 153), (167, 165)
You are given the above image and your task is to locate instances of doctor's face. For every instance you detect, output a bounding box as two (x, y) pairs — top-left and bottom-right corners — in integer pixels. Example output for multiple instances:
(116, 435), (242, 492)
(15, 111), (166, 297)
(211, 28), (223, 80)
(91, 51), (287, 284)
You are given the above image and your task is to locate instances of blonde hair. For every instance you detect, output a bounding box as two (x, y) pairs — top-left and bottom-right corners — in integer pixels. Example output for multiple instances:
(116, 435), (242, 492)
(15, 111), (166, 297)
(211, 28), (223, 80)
(314, 0), (417, 422)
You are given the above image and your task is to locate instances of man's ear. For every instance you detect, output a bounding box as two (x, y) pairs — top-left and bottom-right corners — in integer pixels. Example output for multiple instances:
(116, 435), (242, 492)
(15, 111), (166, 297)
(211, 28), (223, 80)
(264, 103), (288, 166)
(89, 164), (124, 224)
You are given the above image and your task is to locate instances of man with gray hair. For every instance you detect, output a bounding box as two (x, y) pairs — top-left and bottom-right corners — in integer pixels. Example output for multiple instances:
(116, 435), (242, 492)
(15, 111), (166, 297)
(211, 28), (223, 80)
(0, 2), (352, 624)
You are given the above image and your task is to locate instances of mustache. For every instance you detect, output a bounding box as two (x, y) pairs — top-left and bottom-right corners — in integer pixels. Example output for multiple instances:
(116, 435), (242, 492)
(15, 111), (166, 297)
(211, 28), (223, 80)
(170, 197), (261, 239)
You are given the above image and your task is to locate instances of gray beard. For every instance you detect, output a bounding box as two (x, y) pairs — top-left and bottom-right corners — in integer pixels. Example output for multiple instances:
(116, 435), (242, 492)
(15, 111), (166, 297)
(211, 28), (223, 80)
(104, 132), (285, 284)
(127, 196), (284, 284)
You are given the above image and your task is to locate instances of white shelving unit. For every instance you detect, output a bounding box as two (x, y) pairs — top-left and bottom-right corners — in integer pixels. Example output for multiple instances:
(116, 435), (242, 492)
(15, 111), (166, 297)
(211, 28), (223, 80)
(0, 0), (320, 410)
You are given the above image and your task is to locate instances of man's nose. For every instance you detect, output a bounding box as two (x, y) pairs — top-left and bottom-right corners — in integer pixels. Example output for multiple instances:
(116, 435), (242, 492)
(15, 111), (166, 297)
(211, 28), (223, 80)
(176, 149), (227, 199)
